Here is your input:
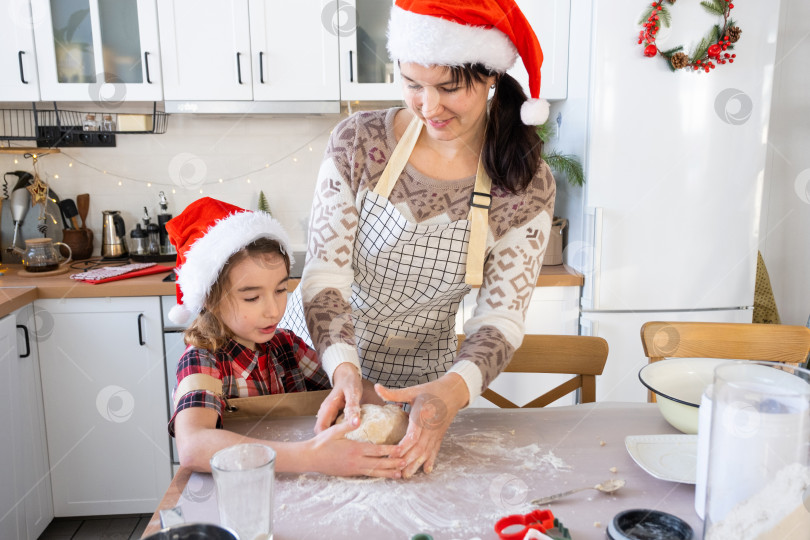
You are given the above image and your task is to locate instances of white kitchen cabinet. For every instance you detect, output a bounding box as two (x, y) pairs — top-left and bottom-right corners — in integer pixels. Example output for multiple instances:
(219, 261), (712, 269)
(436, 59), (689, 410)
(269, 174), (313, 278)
(37, 296), (171, 516)
(511, 0), (570, 101)
(338, 0), (400, 101)
(0, 1), (41, 101)
(31, 0), (163, 101)
(158, 0), (339, 102)
(0, 305), (53, 540)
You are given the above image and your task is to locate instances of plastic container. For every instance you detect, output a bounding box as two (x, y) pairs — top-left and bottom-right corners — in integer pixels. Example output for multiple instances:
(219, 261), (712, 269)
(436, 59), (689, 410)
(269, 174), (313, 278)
(606, 509), (693, 540)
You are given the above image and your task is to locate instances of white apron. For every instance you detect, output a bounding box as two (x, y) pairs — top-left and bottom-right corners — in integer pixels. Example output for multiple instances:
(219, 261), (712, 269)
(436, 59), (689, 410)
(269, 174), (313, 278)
(284, 117), (492, 387)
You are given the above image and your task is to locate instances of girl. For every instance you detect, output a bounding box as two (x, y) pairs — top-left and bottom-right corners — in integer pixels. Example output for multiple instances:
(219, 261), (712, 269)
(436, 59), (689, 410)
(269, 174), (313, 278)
(166, 197), (402, 477)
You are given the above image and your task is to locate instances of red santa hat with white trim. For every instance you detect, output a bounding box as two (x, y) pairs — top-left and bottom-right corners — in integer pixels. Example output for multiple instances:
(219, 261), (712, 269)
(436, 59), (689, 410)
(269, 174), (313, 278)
(165, 197), (294, 325)
(387, 0), (549, 125)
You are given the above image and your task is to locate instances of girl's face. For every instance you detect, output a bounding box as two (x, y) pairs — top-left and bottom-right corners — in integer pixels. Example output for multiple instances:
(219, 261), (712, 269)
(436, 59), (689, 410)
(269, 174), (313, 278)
(217, 252), (289, 350)
(400, 62), (494, 144)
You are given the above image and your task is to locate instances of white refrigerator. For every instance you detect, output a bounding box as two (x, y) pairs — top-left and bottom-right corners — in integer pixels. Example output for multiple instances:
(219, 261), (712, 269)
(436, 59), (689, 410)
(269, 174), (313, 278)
(558, 1), (782, 401)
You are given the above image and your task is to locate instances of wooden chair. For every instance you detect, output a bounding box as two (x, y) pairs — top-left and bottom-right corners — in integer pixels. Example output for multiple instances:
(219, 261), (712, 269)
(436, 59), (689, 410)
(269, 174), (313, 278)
(640, 321), (810, 402)
(458, 334), (609, 408)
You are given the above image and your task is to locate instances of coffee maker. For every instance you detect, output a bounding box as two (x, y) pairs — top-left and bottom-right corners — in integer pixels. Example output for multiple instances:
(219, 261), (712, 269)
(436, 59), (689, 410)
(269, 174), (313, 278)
(101, 210), (128, 258)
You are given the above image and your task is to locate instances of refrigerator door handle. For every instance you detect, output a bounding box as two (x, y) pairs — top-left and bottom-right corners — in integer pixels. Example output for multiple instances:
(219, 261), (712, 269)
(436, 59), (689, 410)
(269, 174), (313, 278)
(581, 206), (603, 311)
(580, 316), (598, 337)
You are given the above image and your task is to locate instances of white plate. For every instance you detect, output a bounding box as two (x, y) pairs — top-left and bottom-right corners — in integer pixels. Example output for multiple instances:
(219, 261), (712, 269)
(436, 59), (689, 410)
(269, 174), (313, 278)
(625, 434), (698, 484)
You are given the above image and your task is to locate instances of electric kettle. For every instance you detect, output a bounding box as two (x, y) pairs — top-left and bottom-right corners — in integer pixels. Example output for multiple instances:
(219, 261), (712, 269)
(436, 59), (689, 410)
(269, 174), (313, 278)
(101, 210), (128, 258)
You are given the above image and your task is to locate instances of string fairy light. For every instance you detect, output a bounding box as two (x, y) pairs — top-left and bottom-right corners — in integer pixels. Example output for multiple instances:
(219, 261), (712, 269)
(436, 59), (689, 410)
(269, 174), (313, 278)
(52, 121), (336, 187)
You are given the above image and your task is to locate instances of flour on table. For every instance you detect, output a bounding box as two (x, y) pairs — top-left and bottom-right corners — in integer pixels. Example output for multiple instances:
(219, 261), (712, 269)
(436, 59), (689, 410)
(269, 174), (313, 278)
(270, 415), (572, 538)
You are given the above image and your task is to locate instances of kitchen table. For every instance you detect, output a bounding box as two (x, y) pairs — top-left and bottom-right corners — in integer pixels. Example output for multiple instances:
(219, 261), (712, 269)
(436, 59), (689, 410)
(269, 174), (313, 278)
(142, 403), (703, 539)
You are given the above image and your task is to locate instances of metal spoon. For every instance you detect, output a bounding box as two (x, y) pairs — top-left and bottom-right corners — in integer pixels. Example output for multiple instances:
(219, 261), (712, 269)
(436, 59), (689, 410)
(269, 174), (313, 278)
(531, 478), (626, 505)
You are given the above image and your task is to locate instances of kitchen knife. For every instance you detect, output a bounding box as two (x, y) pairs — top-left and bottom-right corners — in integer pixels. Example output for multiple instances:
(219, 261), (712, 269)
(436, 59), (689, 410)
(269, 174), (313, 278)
(76, 193), (89, 229)
(59, 199), (80, 229)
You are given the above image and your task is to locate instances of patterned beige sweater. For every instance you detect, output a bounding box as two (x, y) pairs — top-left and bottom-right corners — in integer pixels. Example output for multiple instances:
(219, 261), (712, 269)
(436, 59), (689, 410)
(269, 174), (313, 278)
(300, 108), (556, 403)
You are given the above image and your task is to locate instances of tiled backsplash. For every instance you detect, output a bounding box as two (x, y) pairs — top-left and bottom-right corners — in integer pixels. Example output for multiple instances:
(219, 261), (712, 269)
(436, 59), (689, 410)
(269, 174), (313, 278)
(1, 112), (350, 257)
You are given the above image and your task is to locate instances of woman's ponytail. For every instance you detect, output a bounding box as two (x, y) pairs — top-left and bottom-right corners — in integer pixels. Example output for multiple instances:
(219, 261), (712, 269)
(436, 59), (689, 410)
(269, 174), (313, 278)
(483, 72), (543, 194)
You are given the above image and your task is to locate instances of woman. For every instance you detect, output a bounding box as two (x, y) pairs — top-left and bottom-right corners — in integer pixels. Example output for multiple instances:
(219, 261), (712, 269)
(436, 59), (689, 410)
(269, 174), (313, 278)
(283, 0), (556, 478)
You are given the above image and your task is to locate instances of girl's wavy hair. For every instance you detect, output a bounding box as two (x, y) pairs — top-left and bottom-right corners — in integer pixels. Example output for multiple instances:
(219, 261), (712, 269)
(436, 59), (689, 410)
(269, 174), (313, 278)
(183, 237), (290, 352)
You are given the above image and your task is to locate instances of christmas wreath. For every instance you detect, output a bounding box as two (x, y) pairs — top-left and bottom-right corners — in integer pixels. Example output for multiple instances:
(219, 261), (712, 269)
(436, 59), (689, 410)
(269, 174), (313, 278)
(638, 0), (742, 72)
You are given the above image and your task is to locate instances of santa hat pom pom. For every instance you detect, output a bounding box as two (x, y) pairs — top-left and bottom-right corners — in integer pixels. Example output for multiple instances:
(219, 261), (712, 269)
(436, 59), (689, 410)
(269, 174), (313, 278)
(168, 303), (192, 326)
(520, 98), (550, 126)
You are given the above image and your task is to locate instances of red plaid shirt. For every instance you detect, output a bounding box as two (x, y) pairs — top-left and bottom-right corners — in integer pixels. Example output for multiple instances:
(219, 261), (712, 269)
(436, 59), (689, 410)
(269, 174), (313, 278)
(168, 329), (329, 436)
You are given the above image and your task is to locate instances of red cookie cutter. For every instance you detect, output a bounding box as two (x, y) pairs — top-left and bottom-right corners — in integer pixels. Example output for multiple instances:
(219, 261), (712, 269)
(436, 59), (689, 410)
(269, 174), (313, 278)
(494, 508), (556, 540)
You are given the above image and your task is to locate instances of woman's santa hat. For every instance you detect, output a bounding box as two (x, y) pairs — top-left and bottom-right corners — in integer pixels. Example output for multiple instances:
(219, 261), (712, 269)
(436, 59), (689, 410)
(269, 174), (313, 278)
(165, 197), (294, 325)
(387, 0), (549, 125)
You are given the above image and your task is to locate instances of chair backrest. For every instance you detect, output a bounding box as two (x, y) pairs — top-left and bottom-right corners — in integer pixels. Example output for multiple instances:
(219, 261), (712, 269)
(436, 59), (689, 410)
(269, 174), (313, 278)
(640, 321), (810, 364)
(458, 334), (609, 408)
(640, 321), (810, 402)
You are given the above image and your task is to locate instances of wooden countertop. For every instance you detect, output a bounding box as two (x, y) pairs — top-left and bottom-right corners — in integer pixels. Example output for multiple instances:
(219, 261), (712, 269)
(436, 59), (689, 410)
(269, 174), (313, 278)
(0, 263), (582, 318)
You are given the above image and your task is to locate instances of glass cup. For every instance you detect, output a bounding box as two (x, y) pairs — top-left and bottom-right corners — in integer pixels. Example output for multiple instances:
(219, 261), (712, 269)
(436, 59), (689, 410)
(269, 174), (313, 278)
(703, 361), (810, 539)
(210, 444), (276, 540)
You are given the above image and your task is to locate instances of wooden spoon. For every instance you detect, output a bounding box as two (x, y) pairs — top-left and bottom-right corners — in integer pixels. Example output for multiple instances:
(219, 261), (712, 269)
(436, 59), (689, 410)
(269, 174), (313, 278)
(76, 193), (89, 229)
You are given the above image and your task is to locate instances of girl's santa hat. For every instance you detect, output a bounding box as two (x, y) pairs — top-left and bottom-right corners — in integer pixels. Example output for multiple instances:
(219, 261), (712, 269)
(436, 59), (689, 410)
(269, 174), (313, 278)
(386, 0), (549, 125)
(165, 197), (294, 325)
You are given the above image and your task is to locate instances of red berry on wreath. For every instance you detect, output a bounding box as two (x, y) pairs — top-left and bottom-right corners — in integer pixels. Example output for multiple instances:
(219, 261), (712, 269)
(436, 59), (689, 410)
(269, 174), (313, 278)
(644, 44), (657, 57)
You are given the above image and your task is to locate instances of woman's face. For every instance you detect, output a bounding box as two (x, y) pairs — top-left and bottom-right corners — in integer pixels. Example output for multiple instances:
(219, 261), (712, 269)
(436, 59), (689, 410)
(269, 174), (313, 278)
(400, 62), (495, 144)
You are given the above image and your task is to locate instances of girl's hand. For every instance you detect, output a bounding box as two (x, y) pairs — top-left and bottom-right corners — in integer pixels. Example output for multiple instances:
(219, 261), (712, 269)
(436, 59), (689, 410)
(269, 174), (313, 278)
(314, 362), (363, 433)
(307, 419), (404, 478)
(374, 374), (469, 479)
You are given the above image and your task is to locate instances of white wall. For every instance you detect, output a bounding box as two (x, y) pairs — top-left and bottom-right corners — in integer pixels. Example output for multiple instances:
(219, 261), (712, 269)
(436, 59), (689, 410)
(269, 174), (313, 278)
(1, 111), (346, 257)
(760, 0), (810, 326)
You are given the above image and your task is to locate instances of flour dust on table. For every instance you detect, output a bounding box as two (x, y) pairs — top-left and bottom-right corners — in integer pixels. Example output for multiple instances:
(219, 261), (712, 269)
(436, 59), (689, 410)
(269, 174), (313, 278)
(267, 413), (570, 538)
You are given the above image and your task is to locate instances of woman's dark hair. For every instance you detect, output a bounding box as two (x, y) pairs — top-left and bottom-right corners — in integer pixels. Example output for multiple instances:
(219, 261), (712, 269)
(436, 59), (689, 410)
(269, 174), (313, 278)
(184, 237), (290, 351)
(448, 64), (543, 194)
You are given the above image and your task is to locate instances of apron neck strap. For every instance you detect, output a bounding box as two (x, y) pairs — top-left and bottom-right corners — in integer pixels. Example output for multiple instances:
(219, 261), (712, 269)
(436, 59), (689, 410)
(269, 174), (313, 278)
(374, 114), (492, 287)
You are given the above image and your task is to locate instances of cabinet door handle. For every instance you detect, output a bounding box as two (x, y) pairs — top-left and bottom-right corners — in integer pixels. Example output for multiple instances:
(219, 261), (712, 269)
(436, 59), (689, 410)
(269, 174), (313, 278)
(236, 52), (243, 84)
(16, 325), (31, 358)
(144, 51), (152, 84)
(137, 313), (145, 346)
(18, 51), (28, 84)
(348, 50), (354, 83)
(259, 51), (265, 84)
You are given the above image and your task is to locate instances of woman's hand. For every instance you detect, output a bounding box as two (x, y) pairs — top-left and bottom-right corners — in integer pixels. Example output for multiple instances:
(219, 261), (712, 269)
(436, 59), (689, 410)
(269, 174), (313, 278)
(306, 419), (404, 478)
(314, 362), (363, 433)
(374, 373), (470, 478)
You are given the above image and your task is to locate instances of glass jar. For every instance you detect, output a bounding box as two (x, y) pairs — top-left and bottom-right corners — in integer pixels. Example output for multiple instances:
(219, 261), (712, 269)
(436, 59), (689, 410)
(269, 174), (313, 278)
(83, 113), (98, 131)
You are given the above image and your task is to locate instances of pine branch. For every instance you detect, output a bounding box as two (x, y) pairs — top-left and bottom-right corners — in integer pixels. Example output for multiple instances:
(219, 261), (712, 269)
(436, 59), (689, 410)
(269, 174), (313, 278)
(536, 122), (555, 144)
(638, 5), (654, 25)
(692, 36), (710, 62)
(258, 191), (271, 214)
(658, 5), (672, 28)
(543, 151), (585, 187)
(700, 0), (726, 16)
(709, 25), (720, 46)
(659, 46), (684, 57)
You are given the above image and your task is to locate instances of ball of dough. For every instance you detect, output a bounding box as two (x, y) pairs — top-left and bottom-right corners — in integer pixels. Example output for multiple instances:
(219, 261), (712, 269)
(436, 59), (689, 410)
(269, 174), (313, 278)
(336, 404), (409, 445)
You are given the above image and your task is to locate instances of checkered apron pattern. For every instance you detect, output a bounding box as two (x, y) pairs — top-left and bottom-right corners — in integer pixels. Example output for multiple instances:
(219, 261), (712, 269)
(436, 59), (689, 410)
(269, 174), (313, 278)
(282, 117), (491, 387)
